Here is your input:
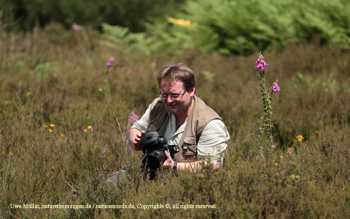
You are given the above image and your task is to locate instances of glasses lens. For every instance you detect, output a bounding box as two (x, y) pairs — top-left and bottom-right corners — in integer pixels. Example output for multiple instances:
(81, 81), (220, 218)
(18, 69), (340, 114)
(160, 91), (185, 100)
(170, 94), (180, 99)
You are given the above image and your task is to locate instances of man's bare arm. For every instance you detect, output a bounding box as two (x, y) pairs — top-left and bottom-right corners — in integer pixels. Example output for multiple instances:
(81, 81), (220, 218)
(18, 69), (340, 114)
(163, 151), (221, 172)
(177, 161), (221, 172)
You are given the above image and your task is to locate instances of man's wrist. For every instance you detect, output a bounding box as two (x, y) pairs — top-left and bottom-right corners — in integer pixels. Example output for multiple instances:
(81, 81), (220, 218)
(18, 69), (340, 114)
(173, 161), (177, 171)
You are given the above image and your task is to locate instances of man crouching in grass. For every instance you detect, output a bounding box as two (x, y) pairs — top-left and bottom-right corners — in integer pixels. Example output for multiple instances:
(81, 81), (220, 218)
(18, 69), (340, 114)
(129, 63), (230, 173)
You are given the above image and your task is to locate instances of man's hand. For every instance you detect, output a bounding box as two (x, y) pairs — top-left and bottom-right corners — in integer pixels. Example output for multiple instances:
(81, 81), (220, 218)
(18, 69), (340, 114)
(162, 151), (174, 170)
(129, 129), (146, 150)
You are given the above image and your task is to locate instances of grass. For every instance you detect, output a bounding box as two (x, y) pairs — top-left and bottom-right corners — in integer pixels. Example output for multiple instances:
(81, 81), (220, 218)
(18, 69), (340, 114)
(1, 27), (350, 218)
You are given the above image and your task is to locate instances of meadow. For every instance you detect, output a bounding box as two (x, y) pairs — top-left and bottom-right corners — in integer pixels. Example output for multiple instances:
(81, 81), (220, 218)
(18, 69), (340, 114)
(1, 25), (350, 218)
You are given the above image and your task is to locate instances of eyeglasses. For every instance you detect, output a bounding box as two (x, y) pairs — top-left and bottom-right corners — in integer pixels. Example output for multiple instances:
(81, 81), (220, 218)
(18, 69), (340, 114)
(159, 90), (186, 100)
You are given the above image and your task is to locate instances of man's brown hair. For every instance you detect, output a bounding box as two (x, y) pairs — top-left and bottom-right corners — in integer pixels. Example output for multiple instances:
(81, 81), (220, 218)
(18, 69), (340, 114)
(157, 63), (195, 91)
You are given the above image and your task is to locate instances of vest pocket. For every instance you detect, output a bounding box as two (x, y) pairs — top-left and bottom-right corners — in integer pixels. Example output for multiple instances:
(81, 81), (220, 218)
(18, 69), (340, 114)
(182, 137), (197, 160)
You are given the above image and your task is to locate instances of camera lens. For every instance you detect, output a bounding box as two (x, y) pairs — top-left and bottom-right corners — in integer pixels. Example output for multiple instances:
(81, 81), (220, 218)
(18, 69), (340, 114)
(143, 150), (165, 170)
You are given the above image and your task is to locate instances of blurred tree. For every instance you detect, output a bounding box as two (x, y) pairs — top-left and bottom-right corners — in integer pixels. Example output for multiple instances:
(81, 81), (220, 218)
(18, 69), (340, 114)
(0, 0), (186, 32)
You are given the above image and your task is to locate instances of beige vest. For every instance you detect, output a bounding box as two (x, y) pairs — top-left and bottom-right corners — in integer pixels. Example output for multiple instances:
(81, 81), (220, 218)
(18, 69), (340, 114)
(147, 95), (221, 162)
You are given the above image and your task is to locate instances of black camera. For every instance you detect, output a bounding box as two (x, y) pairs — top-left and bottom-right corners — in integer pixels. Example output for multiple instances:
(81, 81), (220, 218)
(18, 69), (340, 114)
(140, 131), (179, 179)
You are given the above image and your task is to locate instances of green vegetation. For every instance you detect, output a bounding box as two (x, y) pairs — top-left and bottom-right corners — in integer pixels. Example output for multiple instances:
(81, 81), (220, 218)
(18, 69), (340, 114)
(2, 0), (350, 56)
(0, 0), (185, 32)
(1, 0), (350, 217)
(143, 0), (350, 55)
(1, 23), (350, 218)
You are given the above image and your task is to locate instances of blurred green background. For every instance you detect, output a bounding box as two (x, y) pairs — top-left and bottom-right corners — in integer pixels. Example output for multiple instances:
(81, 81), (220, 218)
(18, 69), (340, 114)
(1, 0), (350, 55)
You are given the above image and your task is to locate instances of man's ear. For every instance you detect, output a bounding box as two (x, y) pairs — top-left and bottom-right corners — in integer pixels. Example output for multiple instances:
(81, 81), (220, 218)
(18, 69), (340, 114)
(189, 87), (196, 97)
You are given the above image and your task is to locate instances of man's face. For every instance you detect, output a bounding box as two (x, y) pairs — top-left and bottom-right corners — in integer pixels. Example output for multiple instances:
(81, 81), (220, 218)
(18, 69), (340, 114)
(160, 79), (195, 116)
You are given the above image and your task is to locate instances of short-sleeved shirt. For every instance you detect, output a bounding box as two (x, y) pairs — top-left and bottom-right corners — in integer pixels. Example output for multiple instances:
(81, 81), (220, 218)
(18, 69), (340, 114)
(132, 104), (230, 164)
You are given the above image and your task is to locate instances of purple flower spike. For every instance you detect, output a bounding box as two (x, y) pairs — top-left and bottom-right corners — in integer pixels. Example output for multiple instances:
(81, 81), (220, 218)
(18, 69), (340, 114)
(107, 57), (115, 68)
(255, 52), (268, 73)
(72, 23), (81, 31)
(261, 60), (268, 68)
(256, 63), (262, 71)
(273, 82), (280, 94)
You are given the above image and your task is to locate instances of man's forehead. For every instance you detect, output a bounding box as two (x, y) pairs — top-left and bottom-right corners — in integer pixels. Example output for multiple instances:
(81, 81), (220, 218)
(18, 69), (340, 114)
(160, 79), (183, 88)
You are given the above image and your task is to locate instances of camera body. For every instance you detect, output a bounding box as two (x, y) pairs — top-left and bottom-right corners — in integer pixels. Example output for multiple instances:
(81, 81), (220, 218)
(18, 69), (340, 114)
(140, 131), (179, 178)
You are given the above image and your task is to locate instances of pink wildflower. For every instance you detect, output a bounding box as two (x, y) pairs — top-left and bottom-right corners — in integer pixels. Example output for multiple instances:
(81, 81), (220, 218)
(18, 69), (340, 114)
(128, 109), (139, 124)
(255, 63), (263, 71)
(272, 82), (280, 94)
(260, 151), (264, 158)
(255, 53), (268, 73)
(106, 57), (115, 68)
(72, 23), (81, 31)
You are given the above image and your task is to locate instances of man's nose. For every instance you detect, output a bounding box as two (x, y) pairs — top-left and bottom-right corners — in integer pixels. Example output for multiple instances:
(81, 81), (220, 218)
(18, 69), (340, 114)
(166, 96), (174, 103)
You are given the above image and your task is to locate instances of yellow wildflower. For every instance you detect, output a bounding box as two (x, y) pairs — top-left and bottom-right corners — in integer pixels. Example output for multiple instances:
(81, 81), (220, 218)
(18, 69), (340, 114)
(48, 129), (53, 133)
(3, 100), (11, 104)
(287, 147), (294, 157)
(296, 135), (304, 142)
(50, 124), (55, 128)
(167, 17), (197, 28)
(87, 125), (93, 130)
(84, 129), (88, 133)
(60, 133), (67, 140)
(313, 131), (320, 138)
(25, 92), (33, 96)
